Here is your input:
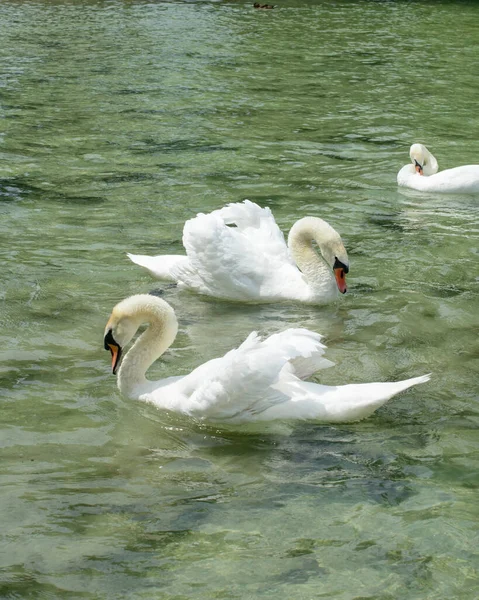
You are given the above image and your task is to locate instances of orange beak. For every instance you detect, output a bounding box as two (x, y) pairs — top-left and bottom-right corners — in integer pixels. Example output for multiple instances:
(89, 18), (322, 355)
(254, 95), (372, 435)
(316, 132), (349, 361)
(334, 268), (347, 294)
(108, 343), (121, 374)
(414, 160), (423, 175)
(104, 329), (122, 374)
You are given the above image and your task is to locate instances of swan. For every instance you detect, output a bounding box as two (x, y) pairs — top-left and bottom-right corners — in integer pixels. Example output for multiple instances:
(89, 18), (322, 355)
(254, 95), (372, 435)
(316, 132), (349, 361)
(397, 143), (479, 193)
(104, 294), (431, 424)
(127, 200), (349, 304)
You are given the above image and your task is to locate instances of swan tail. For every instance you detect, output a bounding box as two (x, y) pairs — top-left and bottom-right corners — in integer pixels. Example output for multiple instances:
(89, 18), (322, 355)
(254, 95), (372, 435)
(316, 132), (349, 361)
(320, 373), (432, 422)
(380, 373), (431, 395)
(268, 373), (431, 422)
(127, 253), (185, 282)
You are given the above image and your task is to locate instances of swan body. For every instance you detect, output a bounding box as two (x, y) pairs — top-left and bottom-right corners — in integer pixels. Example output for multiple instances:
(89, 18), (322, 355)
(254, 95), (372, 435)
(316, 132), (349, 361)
(127, 200), (349, 304)
(104, 294), (431, 424)
(397, 143), (479, 193)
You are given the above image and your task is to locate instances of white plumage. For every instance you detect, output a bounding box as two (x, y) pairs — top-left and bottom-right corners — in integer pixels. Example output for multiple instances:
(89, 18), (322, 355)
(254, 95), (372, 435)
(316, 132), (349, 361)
(397, 143), (479, 193)
(104, 294), (431, 424)
(128, 200), (350, 304)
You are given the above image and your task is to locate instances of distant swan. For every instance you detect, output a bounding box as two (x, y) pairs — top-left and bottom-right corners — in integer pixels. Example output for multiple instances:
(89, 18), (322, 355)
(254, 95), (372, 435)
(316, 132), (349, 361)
(128, 200), (349, 304)
(397, 143), (479, 193)
(104, 294), (431, 424)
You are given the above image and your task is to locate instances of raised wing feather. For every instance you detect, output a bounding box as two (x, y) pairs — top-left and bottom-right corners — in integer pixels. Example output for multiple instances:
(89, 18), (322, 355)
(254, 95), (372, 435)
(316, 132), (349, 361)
(175, 328), (328, 421)
(172, 200), (306, 300)
(214, 200), (294, 264)
(261, 329), (335, 378)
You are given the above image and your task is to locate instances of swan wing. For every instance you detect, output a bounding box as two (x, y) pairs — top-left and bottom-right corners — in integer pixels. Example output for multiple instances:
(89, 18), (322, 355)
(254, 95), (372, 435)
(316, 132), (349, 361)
(172, 328), (328, 421)
(261, 328), (335, 378)
(172, 200), (306, 300)
(214, 200), (294, 264)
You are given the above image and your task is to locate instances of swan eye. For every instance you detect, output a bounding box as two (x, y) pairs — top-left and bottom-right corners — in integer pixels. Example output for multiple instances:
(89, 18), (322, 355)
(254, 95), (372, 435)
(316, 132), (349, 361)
(333, 257), (349, 274)
(104, 329), (118, 351)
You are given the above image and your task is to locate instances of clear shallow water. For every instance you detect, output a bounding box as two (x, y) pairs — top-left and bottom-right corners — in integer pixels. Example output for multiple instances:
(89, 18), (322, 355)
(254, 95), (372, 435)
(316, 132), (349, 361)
(1, 0), (478, 597)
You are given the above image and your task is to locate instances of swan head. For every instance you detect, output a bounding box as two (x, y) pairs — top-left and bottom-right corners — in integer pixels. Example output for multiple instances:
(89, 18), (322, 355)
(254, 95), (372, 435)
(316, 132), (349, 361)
(288, 217), (349, 294)
(322, 241), (349, 294)
(104, 294), (177, 374)
(409, 143), (439, 176)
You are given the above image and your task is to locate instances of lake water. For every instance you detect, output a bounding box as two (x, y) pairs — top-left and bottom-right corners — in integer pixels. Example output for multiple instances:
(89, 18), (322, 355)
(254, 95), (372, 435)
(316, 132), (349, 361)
(1, 0), (478, 597)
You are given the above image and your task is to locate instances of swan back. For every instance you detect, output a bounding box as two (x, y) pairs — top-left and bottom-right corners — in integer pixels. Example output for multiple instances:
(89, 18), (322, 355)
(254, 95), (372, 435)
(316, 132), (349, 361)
(171, 328), (333, 421)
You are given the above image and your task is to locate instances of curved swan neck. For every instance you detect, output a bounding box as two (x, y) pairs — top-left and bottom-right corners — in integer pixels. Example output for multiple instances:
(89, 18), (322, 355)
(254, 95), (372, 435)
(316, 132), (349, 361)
(117, 297), (178, 397)
(286, 217), (341, 299)
(288, 217), (335, 271)
(410, 144), (439, 176)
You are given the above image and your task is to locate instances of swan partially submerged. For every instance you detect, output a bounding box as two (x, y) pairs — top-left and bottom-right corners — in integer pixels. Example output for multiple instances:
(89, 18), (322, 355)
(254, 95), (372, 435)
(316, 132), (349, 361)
(397, 143), (479, 193)
(128, 200), (349, 304)
(104, 294), (431, 424)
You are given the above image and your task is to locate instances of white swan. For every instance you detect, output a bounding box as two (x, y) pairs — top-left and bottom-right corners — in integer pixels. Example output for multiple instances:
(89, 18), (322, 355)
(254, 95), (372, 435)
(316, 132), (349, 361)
(397, 143), (479, 193)
(104, 294), (431, 424)
(127, 200), (349, 304)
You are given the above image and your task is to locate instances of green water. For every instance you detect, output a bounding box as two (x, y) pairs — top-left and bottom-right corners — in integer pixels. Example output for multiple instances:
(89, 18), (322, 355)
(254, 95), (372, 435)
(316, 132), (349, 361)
(1, 0), (478, 597)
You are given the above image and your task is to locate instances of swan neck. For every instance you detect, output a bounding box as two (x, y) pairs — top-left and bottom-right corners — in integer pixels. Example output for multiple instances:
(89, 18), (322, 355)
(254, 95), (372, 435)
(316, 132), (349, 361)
(118, 305), (178, 397)
(288, 218), (335, 290)
(422, 147), (439, 175)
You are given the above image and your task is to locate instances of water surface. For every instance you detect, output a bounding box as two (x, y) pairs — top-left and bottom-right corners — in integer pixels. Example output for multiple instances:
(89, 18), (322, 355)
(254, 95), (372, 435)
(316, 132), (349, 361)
(1, 0), (478, 598)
